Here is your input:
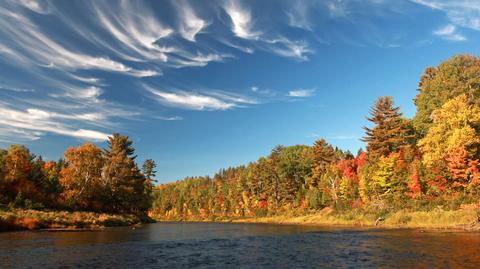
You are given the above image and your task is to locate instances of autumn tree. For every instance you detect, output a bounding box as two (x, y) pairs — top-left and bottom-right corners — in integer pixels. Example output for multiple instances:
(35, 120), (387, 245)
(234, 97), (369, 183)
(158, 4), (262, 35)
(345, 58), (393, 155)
(60, 143), (104, 210)
(309, 139), (336, 188)
(1, 145), (37, 202)
(246, 157), (273, 210)
(413, 54), (480, 136)
(362, 96), (412, 158)
(0, 148), (6, 202)
(39, 160), (62, 206)
(275, 145), (313, 207)
(267, 145), (285, 209)
(101, 133), (149, 213)
(445, 146), (480, 193)
(418, 94), (480, 167)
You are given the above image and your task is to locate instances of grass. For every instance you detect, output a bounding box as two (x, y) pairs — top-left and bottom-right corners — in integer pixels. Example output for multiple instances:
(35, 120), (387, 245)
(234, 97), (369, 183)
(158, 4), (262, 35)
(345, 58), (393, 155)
(153, 206), (480, 231)
(230, 207), (480, 230)
(0, 208), (143, 231)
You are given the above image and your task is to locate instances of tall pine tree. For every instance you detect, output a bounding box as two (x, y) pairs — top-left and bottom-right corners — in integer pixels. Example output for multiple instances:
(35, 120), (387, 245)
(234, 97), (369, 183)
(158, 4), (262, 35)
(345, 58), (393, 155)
(101, 133), (149, 213)
(362, 96), (412, 158)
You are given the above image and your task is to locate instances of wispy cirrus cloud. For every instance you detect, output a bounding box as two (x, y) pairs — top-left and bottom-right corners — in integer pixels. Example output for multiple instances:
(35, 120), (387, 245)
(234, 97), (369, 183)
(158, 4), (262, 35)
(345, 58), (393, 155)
(433, 24), (466, 41)
(2, 0), (435, 144)
(411, 0), (480, 39)
(0, 106), (110, 142)
(175, 0), (208, 42)
(144, 84), (257, 111)
(146, 87), (234, 111)
(286, 1), (313, 31)
(91, 0), (173, 62)
(288, 89), (316, 97)
(306, 133), (360, 141)
(223, 0), (261, 40)
(17, 0), (50, 14)
(221, 0), (312, 61)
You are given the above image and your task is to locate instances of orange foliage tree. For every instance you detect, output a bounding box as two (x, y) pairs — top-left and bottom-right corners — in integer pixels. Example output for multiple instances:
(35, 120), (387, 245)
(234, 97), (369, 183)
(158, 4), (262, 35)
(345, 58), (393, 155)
(60, 143), (104, 211)
(445, 146), (480, 193)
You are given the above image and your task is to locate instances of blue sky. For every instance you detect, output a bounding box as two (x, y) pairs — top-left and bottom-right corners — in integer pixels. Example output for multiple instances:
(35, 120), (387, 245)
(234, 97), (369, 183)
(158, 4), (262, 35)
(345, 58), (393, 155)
(1, 0), (480, 182)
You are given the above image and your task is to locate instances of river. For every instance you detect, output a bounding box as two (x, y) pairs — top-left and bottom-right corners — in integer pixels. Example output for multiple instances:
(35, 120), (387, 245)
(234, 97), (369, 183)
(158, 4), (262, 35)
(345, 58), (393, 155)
(1, 223), (479, 268)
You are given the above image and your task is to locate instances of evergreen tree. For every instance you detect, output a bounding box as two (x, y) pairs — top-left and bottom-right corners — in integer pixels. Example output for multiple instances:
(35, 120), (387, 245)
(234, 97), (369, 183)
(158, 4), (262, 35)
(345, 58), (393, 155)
(362, 96), (411, 158)
(142, 159), (157, 183)
(102, 133), (149, 213)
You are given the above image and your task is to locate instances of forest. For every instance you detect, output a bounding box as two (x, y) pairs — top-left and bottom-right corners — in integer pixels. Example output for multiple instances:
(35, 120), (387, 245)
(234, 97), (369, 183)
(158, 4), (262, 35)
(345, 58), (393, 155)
(0, 133), (156, 216)
(151, 54), (480, 221)
(2, 54), (480, 225)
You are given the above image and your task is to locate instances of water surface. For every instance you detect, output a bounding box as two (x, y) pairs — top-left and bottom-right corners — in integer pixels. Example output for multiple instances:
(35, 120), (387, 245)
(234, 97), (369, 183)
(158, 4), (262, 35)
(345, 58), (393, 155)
(1, 223), (479, 268)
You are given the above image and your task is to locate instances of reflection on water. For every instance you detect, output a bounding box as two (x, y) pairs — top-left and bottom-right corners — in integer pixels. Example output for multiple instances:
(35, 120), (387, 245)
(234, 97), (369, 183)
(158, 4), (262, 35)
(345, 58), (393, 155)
(1, 223), (479, 268)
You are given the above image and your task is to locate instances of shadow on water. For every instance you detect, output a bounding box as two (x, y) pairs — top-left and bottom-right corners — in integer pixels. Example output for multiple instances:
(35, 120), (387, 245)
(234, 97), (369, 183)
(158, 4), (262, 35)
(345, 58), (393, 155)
(1, 223), (480, 268)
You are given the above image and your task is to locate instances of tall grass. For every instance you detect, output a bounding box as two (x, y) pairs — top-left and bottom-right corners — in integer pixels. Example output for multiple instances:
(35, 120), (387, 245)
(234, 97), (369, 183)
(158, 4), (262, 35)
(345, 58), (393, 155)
(0, 208), (142, 231)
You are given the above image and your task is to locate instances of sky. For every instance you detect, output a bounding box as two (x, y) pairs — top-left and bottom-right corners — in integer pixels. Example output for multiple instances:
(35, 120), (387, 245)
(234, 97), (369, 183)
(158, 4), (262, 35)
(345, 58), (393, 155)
(1, 0), (480, 183)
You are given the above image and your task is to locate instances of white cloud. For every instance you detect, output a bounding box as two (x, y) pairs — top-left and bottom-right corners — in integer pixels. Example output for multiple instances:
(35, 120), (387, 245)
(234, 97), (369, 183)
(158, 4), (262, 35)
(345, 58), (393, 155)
(0, 106), (110, 141)
(433, 24), (466, 41)
(172, 52), (231, 68)
(148, 89), (234, 111)
(0, 85), (35, 92)
(266, 38), (312, 61)
(176, 1), (208, 42)
(17, 0), (50, 14)
(74, 86), (103, 101)
(144, 84), (258, 111)
(411, 0), (480, 32)
(326, 1), (348, 18)
(224, 0), (261, 39)
(92, 1), (173, 61)
(154, 115), (184, 121)
(69, 75), (98, 84)
(0, 6), (161, 77)
(287, 2), (312, 31)
(0, 0), (322, 142)
(327, 135), (360, 140)
(288, 88), (316, 97)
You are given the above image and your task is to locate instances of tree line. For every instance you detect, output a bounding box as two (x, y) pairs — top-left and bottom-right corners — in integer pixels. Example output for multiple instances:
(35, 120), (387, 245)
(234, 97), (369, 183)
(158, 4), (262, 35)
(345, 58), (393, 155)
(151, 54), (480, 219)
(0, 133), (156, 214)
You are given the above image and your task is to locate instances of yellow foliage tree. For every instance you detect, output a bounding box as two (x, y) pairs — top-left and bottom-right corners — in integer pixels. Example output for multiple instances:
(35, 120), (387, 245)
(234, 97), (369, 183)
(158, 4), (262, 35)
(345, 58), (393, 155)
(418, 94), (480, 167)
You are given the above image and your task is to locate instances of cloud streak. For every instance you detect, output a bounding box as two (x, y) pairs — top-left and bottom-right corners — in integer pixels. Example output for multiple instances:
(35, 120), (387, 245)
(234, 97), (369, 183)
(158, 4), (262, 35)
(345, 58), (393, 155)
(175, 0), (208, 42)
(0, 106), (110, 141)
(144, 84), (257, 111)
(224, 0), (261, 40)
(288, 89), (316, 97)
(433, 24), (466, 41)
(411, 0), (480, 39)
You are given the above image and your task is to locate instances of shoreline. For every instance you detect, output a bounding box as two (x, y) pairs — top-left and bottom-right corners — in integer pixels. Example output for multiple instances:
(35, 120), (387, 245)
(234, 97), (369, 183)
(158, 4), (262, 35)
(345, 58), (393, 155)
(0, 209), (149, 232)
(152, 207), (480, 231)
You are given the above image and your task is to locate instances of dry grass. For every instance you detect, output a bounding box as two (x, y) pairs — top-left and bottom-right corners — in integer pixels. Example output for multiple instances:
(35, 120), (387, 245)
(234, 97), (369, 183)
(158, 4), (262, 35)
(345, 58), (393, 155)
(230, 208), (480, 230)
(153, 207), (480, 231)
(0, 209), (142, 231)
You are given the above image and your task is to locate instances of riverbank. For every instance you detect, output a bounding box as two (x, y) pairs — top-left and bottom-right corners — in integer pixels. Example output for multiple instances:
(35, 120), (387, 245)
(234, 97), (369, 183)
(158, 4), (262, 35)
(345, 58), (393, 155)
(0, 209), (146, 232)
(153, 207), (480, 231)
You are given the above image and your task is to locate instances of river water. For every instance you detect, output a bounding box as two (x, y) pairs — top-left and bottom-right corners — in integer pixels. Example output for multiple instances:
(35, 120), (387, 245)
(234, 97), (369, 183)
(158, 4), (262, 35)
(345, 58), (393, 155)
(0, 223), (479, 268)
